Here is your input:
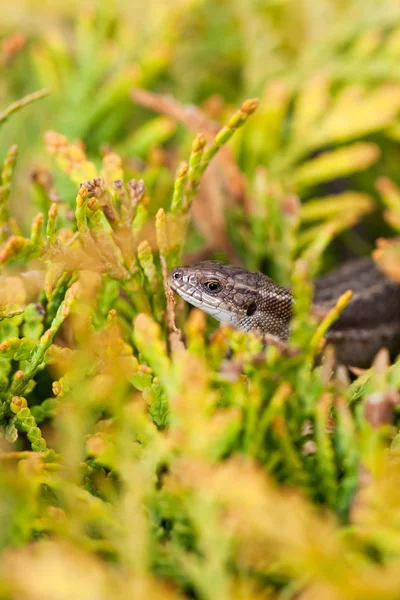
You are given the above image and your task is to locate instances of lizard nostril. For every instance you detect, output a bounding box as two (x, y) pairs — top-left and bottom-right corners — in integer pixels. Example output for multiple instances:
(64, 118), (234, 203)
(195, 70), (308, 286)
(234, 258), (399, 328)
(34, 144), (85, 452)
(172, 270), (182, 280)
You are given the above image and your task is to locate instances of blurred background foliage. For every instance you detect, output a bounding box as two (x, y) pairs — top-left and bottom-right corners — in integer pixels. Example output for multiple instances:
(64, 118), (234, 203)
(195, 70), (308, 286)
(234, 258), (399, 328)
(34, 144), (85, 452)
(1, 0), (400, 599)
(2, 0), (400, 270)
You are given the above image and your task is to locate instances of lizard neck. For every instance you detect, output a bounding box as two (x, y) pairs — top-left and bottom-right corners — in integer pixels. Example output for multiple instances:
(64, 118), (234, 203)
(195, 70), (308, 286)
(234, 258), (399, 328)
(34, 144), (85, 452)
(237, 276), (293, 338)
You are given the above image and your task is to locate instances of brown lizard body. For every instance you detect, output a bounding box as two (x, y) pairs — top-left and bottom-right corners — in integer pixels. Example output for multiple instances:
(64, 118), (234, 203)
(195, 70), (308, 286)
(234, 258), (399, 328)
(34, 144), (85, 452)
(168, 258), (400, 367)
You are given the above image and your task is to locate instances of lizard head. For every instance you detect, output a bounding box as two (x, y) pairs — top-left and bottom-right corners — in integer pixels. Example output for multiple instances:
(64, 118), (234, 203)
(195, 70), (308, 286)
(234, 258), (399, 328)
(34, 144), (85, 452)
(168, 260), (292, 337)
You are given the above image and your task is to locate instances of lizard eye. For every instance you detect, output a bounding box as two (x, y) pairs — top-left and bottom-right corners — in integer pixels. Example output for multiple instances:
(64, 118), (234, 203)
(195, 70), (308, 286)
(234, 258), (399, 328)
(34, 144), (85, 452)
(205, 281), (221, 292)
(246, 302), (257, 317)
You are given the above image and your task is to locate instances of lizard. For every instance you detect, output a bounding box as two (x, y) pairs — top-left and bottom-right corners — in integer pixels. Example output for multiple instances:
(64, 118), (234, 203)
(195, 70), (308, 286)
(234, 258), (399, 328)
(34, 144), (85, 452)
(168, 258), (400, 367)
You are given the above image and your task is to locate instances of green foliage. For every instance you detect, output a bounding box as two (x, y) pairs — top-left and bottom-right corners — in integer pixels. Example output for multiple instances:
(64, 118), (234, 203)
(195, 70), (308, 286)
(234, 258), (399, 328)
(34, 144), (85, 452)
(0, 2), (400, 599)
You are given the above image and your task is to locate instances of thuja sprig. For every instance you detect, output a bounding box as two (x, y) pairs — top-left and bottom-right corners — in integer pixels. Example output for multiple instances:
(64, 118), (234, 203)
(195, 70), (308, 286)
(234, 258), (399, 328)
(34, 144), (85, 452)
(290, 259), (314, 345)
(0, 144), (18, 237)
(137, 240), (164, 321)
(182, 133), (207, 212)
(334, 397), (359, 516)
(179, 99), (259, 216)
(0, 213), (44, 265)
(45, 272), (75, 323)
(133, 314), (173, 393)
(4, 415), (18, 444)
(10, 396), (47, 452)
(170, 163), (188, 213)
(118, 178), (146, 229)
(310, 290), (353, 355)
(161, 99), (259, 269)
(75, 184), (89, 231)
(9, 282), (79, 398)
(75, 183), (131, 281)
(76, 178), (151, 291)
(31, 397), (61, 424)
(201, 98), (259, 171)
(155, 206), (184, 274)
(45, 130), (96, 183)
(46, 203), (58, 245)
(0, 309), (24, 320)
(0, 337), (35, 361)
(314, 393), (337, 508)
(0, 89), (50, 130)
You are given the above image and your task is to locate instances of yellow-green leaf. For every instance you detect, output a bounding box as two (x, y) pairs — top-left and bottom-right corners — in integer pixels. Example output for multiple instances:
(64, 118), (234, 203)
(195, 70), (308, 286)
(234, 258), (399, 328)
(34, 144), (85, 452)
(293, 143), (380, 190)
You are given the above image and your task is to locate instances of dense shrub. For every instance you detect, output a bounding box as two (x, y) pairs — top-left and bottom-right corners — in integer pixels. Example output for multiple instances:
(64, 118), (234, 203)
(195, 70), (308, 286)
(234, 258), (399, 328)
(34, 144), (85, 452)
(1, 2), (400, 598)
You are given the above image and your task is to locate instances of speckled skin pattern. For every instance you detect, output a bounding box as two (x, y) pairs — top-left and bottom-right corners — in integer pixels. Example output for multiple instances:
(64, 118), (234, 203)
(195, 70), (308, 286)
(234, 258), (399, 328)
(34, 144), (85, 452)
(169, 261), (293, 337)
(168, 258), (400, 366)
